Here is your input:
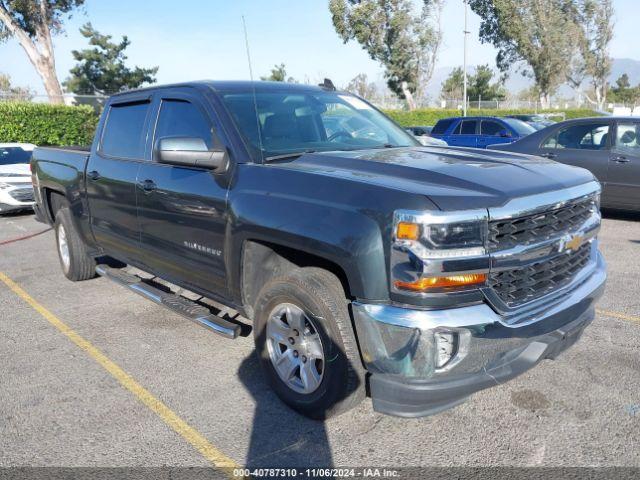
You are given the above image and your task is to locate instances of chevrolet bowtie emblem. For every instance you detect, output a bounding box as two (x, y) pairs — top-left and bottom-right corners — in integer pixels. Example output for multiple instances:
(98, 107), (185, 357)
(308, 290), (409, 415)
(560, 233), (584, 253)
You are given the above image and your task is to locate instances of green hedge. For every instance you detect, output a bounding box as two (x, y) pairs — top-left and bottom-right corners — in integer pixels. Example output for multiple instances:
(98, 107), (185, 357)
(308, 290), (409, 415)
(383, 108), (602, 127)
(0, 102), (98, 146)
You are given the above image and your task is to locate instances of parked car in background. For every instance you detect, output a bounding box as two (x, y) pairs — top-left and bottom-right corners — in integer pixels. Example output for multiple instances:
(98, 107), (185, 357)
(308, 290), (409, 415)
(414, 135), (448, 147)
(506, 114), (556, 128)
(490, 117), (640, 211)
(405, 126), (433, 136)
(525, 121), (551, 131)
(405, 127), (448, 146)
(430, 116), (535, 148)
(0, 143), (36, 214)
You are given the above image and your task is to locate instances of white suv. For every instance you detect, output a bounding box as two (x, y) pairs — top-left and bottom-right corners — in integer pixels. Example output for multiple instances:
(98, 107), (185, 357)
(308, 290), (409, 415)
(0, 143), (36, 214)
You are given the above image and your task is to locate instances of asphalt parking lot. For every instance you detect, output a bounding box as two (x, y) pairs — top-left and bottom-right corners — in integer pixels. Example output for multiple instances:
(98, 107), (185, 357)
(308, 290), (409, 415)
(1, 211), (639, 470)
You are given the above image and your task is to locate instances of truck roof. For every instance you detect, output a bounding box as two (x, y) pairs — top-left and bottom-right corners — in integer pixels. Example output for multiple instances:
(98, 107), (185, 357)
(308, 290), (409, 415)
(110, 80), (335, 98)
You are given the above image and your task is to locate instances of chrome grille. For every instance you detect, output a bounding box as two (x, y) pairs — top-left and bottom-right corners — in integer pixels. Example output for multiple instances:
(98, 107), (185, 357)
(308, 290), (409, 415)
(488, 196), (596, 252)
(9, 187), (34, 202)
(488, 243), (592, 308)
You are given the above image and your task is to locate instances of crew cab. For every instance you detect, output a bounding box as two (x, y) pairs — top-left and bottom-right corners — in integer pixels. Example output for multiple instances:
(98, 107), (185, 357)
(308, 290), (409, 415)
(430, 116), (536, 148)
(31, 81), (606, 418)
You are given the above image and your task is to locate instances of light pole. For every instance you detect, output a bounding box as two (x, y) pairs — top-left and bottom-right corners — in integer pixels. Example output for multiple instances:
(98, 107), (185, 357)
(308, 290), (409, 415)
(462, 0), (469, 117)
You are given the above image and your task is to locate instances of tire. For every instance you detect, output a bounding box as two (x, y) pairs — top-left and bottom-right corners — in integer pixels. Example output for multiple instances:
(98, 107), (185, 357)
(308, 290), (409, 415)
(54, 207), (96, 281)
(253, 267), (365, 419)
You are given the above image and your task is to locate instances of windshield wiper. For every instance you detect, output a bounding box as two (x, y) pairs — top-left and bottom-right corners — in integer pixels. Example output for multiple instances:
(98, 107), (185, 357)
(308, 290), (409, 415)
(264, 149), (317, 162)
(368, 143), (403, 150)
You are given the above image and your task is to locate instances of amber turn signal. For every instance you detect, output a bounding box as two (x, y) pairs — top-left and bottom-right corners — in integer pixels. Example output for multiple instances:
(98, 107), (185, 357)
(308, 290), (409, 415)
(397, 222), (420, 240)
(394, 273), (487, 292)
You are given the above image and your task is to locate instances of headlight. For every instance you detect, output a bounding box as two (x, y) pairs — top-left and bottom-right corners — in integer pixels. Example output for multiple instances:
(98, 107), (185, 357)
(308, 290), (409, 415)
(391, 210), (490, 294)
(424, 221), (486, 249)
(592, 192), (601, 213)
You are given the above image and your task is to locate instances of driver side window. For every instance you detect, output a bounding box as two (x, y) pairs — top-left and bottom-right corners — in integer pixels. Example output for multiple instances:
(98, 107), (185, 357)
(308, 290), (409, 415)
(155, 99), (213, 150)
(615, 123), (640, 152)
(480, 121), (504, 136)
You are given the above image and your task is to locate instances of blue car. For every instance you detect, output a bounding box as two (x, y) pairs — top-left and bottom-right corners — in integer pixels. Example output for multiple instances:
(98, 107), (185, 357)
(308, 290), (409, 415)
(430, 116), (536, 148)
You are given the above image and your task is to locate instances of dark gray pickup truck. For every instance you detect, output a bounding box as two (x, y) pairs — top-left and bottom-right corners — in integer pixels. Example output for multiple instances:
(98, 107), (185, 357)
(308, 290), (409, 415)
(31, 81), (606, 418)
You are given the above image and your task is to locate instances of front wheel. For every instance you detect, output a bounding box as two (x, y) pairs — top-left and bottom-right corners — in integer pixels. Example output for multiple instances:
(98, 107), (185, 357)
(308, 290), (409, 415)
(253, 268), (365, 419)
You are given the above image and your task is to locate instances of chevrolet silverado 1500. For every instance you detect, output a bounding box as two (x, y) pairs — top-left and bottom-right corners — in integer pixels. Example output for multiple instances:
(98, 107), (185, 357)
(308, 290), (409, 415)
(31, 81), (606, 418)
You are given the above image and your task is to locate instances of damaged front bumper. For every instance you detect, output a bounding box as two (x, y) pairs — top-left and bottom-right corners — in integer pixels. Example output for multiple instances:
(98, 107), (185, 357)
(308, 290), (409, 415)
(352, 252), (606, 418)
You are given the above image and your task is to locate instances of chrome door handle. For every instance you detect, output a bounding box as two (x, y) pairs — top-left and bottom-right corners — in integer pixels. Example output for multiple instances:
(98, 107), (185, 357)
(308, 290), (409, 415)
(613, 155), (630, 163)
(87, 170), (101, 181)
(540, 152), (557, 159)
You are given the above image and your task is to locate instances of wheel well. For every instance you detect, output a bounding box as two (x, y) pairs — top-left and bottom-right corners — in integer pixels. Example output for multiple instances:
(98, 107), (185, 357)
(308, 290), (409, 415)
(241, 240), (352, 318)
(44, 189), (66, 222)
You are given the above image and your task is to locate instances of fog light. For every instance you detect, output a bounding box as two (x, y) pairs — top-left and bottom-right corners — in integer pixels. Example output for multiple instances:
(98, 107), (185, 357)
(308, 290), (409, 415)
(435, 331), (457, 368)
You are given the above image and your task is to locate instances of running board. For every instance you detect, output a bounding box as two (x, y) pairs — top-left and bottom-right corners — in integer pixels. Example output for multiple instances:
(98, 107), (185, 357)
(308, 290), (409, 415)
(96, 265), (240, 339)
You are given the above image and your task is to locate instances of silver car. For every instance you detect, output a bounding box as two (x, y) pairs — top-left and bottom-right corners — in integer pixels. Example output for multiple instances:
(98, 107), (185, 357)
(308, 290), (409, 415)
(0, 143), (36, 214)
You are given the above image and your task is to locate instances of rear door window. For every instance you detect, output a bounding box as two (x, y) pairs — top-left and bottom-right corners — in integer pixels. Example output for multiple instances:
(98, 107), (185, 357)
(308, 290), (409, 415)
(431, 119), (455, 135)
(101, 101), (150, 159)
(542, 122), (610, 150)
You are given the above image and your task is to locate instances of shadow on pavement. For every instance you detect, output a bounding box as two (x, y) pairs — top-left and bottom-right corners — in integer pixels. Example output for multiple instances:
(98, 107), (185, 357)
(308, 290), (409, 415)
(237, 353), (336, 468)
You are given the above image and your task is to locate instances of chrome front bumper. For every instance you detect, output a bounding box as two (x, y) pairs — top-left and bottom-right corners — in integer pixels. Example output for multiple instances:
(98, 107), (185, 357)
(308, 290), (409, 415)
(0, 184), (35, 213)
(352, 251), (606, 417)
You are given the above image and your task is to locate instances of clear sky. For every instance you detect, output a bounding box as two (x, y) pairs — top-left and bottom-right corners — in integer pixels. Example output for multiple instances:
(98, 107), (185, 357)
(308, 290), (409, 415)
(0, 0), (637, 96)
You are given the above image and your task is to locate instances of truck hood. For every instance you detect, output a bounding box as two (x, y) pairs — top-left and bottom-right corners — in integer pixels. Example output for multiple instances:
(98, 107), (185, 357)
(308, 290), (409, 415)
(274, 146), (596, 211)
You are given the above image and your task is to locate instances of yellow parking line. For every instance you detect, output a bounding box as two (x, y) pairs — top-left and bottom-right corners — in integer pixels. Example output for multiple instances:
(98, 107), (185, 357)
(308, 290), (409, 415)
(597, 308), (640, 324)
(0, 271), (239, 472)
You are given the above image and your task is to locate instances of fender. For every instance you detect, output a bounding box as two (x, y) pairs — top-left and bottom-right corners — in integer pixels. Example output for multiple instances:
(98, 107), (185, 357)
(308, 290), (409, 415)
(228, 193), (387, 303)
(224, 164), (437, 306)
(32, 148), (97, 251)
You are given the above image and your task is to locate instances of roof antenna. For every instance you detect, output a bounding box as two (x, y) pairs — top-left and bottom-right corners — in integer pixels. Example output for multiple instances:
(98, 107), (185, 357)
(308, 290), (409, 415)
(242, 15), (264, 163)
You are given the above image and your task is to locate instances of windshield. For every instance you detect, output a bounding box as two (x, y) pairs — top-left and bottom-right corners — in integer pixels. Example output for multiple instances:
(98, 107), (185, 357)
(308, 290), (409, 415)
(0, 147), (31, 165)
(502, 118), (536, 136)
(220, 90), (417, 160)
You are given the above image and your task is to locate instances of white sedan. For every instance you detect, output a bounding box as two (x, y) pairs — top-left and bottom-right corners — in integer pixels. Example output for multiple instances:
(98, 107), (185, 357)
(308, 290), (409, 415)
(0, 143), (36, 214)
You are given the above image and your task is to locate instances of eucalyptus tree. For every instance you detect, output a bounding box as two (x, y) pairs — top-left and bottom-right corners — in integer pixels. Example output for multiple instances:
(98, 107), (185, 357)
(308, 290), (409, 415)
(0, 0), (85, 103)
(330, 0), (444, 110)
(469, 0), (580, 108)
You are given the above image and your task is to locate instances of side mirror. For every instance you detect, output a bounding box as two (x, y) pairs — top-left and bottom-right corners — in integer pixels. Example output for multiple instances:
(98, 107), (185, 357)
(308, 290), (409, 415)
(498, 129), (512, 138)
(156, 137), (228, 171)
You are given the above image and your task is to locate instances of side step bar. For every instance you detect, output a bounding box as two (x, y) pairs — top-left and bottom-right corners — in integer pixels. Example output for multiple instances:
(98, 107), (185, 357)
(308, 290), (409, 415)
(96, 265), (241, 339)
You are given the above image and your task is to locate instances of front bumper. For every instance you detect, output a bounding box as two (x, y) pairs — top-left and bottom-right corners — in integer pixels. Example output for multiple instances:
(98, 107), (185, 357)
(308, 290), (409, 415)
(0, 185), (35, 214)
(352, 252), (606, 417)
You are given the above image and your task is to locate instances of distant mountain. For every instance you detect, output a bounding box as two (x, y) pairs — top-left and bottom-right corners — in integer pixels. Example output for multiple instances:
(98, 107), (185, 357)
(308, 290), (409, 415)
(427, 58), (640, 100)
(609, 58), (640, 85)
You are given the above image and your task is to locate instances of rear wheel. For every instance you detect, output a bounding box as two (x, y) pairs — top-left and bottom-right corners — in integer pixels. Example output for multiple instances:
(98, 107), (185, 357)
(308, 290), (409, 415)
(253, 267), (365, 419)
(54, 207), (96, 281)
